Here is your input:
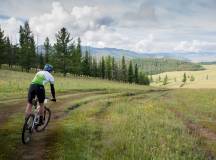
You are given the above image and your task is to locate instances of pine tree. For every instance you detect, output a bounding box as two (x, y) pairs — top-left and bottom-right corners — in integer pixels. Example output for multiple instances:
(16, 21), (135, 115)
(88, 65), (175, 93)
(92, 58), (98, 77)
(5, 37), (12, 68)
(134, 64), (139, 83)
(190, 75), (195, 81)
(138, 73), (150, 85)
(150, 75), (153, 82)
(159, 75), (161, 82)
(121, 56), (127, 81)
(88, 54), (93, 76)
(111, 57), (119, 81)
(9, 44), (18, 68)
(182, 72), (187, 83)
(101, 56), (105, 79)
(44, 37), (51, 64)
(39, 52), (44, 69)
(74, 37), (82, 74)
(163, 75), (168, 85)
(106, 56), (112, 80)
(81, 50), (90, 76)
(128, 60), (134, 83)
(0, 27), (6, 68)
(54, 27), (71, 76)
(19, 21), (36, 72)
(111, 57), (114, 79)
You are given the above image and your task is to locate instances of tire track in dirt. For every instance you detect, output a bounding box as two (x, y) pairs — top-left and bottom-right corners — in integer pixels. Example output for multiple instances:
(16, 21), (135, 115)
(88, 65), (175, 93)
(0, 90), (107, 127)
(158, 90), (216, 159)
(45, 90), (171, 159)
(170, 108), (216, 141)
(18, 90), (149, 160)
(14, 90), (115, 160)
(169, 108), (216, 159)
(0, 90), (108, 160)
(43, 91), (150, 160)
(159, 91), (216, 142)
(12, 89), (167, 160)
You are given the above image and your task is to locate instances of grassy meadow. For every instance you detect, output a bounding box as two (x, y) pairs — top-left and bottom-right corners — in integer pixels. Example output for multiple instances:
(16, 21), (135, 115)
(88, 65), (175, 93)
(151, 65), (216, 88)
(1, 68), (216, 159)
(0, 69), (148, 101)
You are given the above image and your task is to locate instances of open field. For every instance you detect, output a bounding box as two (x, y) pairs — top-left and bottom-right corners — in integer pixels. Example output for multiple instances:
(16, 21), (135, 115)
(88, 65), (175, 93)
(1, 69), (216, 159)
(151, 65), (216, 88)
(0, 69), (148, 101)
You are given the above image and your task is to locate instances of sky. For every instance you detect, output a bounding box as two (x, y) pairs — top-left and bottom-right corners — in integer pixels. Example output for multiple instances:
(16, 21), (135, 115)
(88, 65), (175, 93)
(1, 0), (216, 53)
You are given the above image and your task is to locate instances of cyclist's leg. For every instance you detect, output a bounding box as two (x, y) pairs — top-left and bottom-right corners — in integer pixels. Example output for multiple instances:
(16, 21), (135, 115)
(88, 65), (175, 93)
(25, 84), (36, 118)
(37, 85), (45, 123)
(38, 103), (44, 116)
(25, 103), (32, 118)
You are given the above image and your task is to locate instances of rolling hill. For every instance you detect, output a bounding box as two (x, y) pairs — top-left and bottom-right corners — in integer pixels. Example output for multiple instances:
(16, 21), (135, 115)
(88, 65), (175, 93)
(38, 45), (216, 62)
(133, 58), (204, 75)
(83, 46), (216, 62)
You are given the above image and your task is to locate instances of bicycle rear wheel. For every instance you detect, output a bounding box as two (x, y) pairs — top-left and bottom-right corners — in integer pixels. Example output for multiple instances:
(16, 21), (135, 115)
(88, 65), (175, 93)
(35, 106), (51, 132)
(22, 114), (34, 144)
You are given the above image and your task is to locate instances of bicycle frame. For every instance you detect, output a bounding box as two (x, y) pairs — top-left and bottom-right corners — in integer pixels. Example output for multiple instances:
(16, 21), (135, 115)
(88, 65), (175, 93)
(30, 98), (49, 131)
(22, 97), (51, 144)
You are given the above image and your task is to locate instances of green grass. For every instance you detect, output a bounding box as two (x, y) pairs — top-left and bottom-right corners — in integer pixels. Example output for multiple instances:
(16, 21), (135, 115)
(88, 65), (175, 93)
(133, 58), (204, 75)
(47, 94), (206, 160)
(1, 69), (216, 159)
(0, 113), (23, 159)
(151, 65), (216, 88)
(0, 69), (148, 101)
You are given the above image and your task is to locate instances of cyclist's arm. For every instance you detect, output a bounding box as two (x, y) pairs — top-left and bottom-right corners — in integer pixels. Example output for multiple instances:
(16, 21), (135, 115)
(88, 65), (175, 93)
(50, 83), (56, 100)
(47, 72), (56, 101)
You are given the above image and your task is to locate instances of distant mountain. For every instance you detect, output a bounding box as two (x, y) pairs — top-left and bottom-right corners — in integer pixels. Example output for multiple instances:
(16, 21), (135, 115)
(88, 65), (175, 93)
(82, 46), (187, 60)
(199, 61), (216, 65)
(37, 45), (216, 62)
(82, 46), (216, 62)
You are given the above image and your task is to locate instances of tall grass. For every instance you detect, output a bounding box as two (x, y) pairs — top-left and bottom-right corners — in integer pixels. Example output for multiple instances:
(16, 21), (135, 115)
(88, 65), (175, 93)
(47, 94), (206, 160)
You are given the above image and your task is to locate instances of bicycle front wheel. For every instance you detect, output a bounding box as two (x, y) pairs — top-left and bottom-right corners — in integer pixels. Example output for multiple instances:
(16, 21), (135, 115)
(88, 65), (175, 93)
(35, 106), (51, 132)
(22, 114), (34, 144)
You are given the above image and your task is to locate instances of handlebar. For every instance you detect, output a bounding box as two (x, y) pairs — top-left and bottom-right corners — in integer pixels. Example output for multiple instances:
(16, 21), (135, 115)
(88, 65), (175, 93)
(33, 97), (56, 105)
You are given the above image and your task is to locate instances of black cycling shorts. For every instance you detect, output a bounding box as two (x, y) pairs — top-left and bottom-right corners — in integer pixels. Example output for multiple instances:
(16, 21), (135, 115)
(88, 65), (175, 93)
(28, 84), (45, 104)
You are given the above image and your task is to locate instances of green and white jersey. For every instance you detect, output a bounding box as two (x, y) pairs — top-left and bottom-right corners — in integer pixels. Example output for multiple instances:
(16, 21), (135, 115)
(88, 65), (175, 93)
(32, 71), (54, 86)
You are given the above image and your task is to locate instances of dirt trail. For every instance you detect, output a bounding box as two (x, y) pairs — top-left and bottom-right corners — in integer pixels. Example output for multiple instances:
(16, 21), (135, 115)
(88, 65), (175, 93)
(13, 90), (114, 160)
(170, 108), (216, 141)
(1, 89), (167, 160)
(14, 90), (151, 160)
(0, 90), (108, 160)
(0, 90), (106, 126)
(169, 108), (216, 159)
(0, 101), (26, 126)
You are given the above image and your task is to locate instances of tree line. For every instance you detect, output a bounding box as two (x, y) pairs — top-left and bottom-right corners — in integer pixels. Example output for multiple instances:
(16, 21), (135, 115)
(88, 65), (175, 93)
(0, 21), (150, 85)
(133, 58), (204, 75)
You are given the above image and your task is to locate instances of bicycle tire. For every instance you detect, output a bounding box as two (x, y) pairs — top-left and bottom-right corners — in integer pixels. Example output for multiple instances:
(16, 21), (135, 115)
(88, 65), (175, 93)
(35, 106), (51, 132)
(22, 114), (34, 144)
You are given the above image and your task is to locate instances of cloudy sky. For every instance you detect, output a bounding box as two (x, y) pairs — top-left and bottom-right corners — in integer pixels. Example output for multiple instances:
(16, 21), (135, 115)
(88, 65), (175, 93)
(1, 0), (216, 53)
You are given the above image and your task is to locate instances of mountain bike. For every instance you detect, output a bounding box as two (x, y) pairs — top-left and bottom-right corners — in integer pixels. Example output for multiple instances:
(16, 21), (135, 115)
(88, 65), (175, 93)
(22, 98), (52, 144)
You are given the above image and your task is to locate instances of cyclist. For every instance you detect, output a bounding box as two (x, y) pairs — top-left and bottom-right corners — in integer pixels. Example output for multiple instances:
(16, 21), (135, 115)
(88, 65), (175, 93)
(25, 64), (56, 125)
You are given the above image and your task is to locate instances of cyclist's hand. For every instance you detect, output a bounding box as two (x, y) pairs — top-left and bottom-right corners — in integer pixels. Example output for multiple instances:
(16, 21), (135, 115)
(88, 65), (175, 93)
(51, 98), (56, 102)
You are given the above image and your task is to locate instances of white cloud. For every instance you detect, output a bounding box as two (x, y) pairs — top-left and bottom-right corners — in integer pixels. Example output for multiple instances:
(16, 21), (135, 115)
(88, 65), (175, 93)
(82, 25), (127, 48)
(1, 1), (216, 55)
(28, 2), (109, 44)
(174, 40), (216, 52)
(0, 17), (22, 43)
(133, 34), (155, 52)
(29, 2), (70, 43)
